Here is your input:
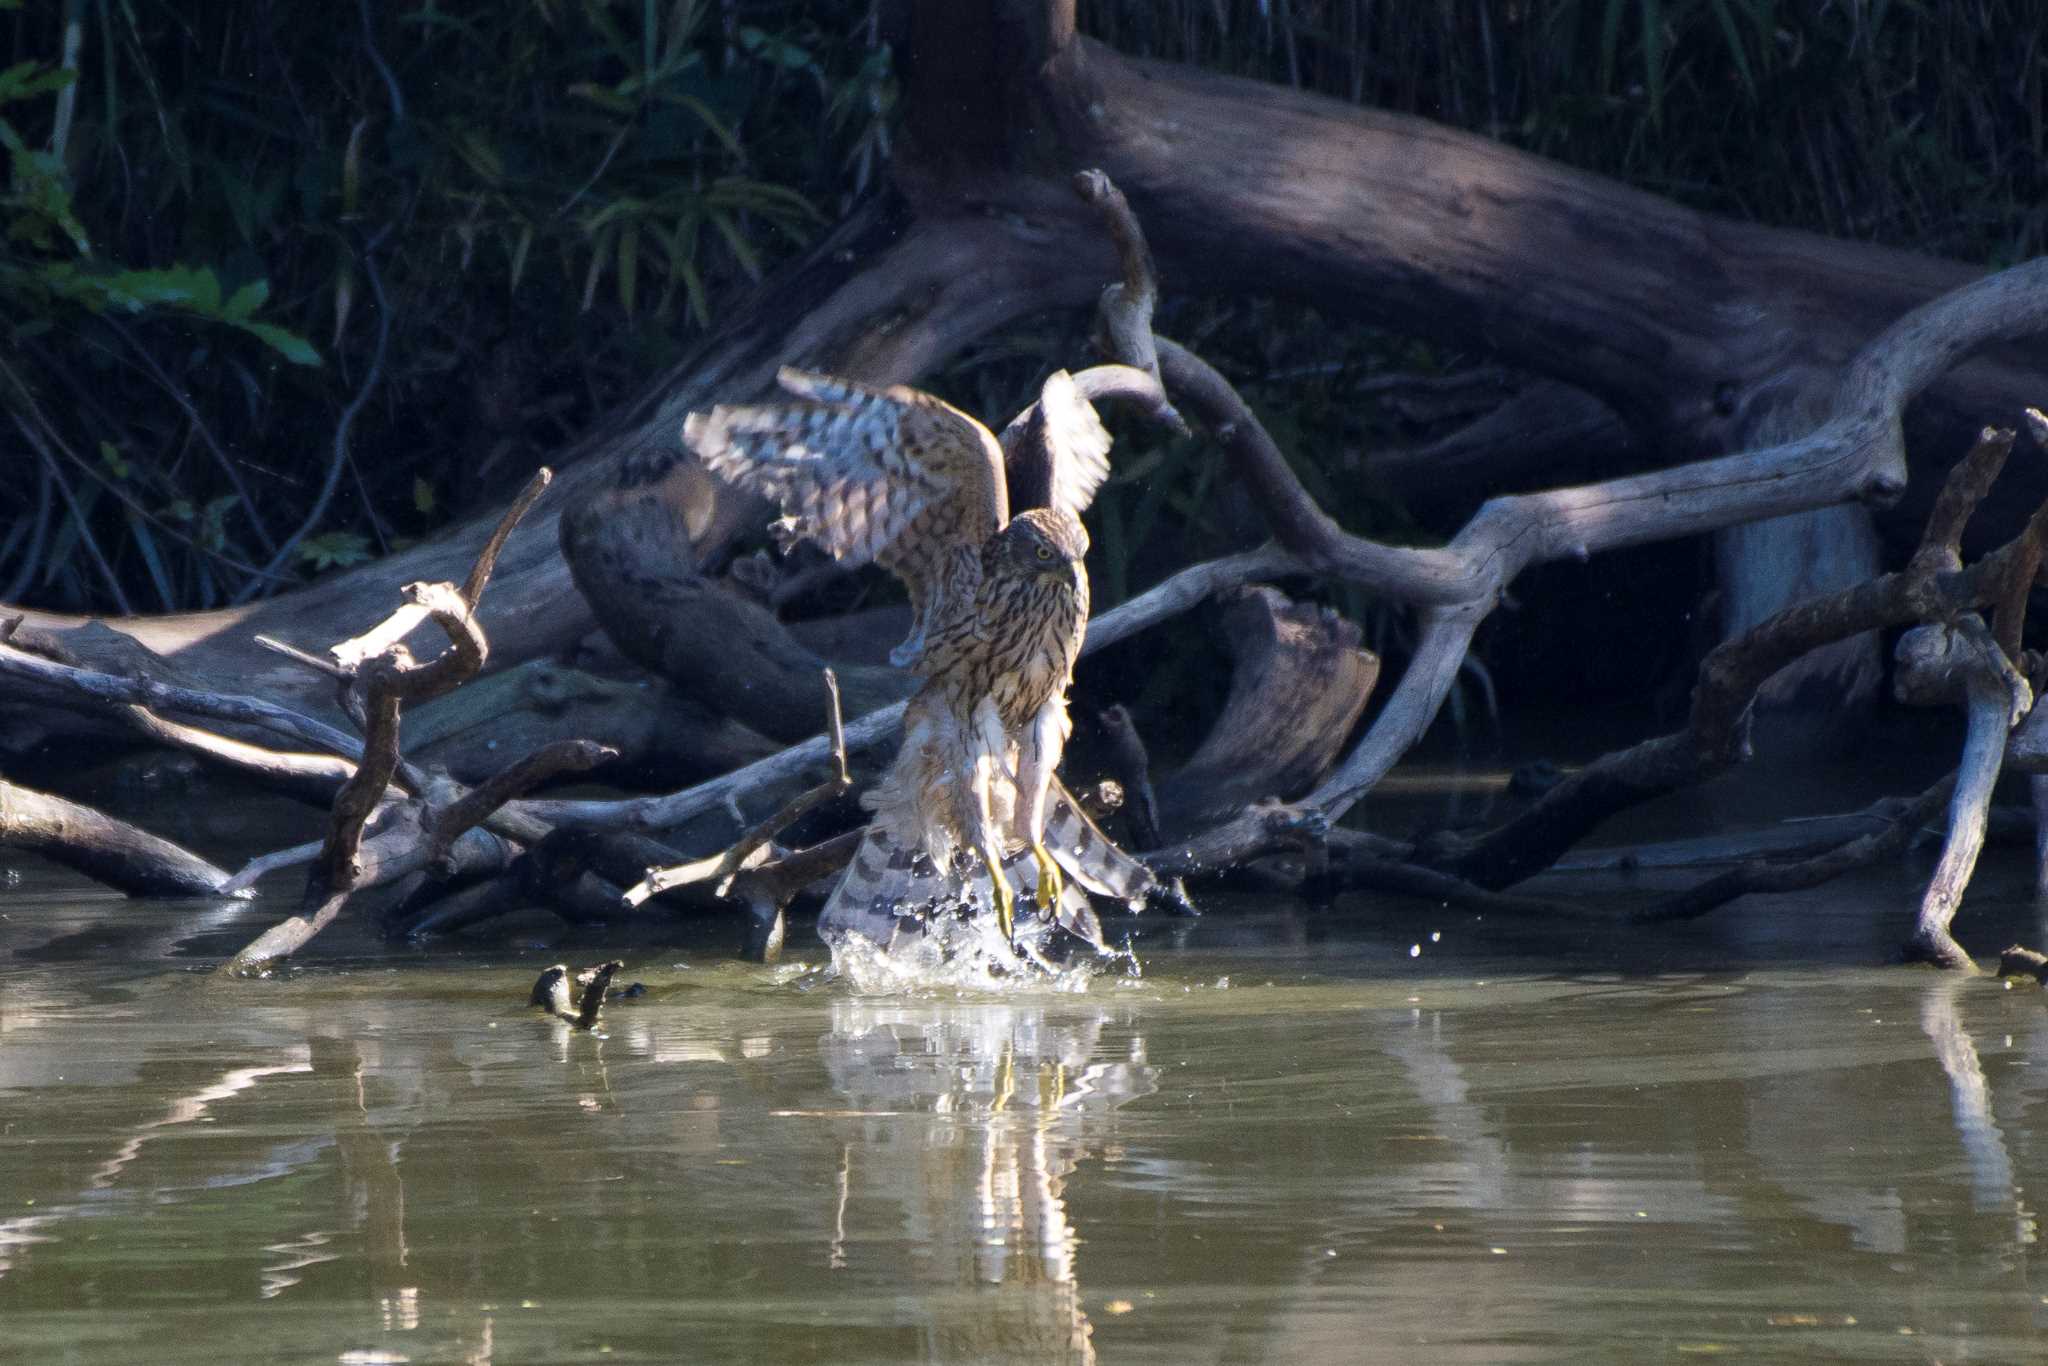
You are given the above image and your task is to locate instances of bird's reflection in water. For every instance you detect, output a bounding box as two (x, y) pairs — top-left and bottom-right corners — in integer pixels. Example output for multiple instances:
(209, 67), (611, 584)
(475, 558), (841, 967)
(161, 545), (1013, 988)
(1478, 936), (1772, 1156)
(817, 999), (1156, 1364)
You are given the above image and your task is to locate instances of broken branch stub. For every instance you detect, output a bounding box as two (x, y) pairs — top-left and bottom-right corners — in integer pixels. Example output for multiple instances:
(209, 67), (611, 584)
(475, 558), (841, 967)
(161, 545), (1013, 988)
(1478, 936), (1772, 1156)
(225, 471), (558, 972)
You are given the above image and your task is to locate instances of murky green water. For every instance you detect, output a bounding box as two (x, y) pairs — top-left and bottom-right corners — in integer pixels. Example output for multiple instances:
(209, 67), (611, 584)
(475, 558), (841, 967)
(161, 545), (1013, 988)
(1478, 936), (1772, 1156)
(10, 823), (2048, 1363)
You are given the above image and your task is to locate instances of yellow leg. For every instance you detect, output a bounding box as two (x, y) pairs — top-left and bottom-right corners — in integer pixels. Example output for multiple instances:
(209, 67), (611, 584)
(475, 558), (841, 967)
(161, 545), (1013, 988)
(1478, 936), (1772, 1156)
(983, 840), (1016, 943)
(1032, 842), (1064, 915)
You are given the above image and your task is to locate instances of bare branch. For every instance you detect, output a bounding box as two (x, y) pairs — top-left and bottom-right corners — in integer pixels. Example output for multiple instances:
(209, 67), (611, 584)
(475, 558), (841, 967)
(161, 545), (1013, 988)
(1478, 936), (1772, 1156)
(0, 638), (380, 767)
(461, 468), (556, 607)
(423, 738), (615, 874)
(1632, 780), (1955, 925)
(622, 670), (852, 906)
(1894, 618), (2027, 971)
(0, 779), (242, 897)
(327, 469), (553, 672)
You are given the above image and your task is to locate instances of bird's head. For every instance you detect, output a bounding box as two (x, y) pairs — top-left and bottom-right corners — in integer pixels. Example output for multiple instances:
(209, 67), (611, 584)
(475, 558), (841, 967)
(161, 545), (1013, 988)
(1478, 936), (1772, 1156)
(990, 508), (1089, 584)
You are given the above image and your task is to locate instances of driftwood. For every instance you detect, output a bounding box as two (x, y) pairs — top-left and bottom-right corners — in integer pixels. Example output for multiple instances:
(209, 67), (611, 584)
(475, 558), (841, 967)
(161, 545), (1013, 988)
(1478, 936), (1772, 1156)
(1366, 379), (1639, 525)
(2, 5), (2046, 971)
(1153, 586), (1379, 840)
(1890, 620), (2025, 970)
(4, 158), (2044, 976)
(0, 778), (240, 897)
(543, 172), (2045, 956)
(619, 670), (856, 962)
(1256, 417), (2048, 960)
(6, 0), (2043, 760)
(227, 474), (584, 969)
(1997, 946), (2048, 985)
(529, 961), (624, 1029)
(397, 658), (779, 788)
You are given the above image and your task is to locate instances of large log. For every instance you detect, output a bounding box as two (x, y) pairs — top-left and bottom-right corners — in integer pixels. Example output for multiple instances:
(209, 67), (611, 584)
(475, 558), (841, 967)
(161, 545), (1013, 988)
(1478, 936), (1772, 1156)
(3, 0), (2040, 757)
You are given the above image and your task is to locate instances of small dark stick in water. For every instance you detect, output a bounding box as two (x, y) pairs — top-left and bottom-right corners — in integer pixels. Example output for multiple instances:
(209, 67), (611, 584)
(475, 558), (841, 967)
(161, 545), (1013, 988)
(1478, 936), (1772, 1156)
(529, 960), (625, 1028)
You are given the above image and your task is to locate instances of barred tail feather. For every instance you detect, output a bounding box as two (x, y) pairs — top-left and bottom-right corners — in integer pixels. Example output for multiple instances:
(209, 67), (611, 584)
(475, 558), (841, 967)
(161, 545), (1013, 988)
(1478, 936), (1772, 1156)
(1045, 777), (1157, 906)
(817, 827), (948, 952)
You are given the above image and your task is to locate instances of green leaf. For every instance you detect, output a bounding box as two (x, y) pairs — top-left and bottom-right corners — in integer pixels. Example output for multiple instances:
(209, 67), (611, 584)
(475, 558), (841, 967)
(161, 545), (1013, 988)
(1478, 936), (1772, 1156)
(235, 321), (322, 367)
(1598, 0), (1626, 92)
(127, 514), (177, 612)
(224, 278), (270, 321)
(508, 223), (534, 292)
(737, 26), (815, 71)
(413, 477), (436, 515)
(201, 496), (240, 551)
(1706, 0), (1757, 98)
(105, 264), (220, 312)
(1640, 0), (1664, 124)
(707, 208), (760, 280)
(295, 532), (373, 571)
(99, 441), (130, 479)
(0, 61), (75, 104)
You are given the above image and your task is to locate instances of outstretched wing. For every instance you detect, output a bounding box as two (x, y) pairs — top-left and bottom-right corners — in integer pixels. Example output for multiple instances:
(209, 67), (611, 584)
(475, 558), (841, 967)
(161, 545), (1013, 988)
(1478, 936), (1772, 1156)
(683, 367), (1008, 594)
(998, 369), (1112, 519)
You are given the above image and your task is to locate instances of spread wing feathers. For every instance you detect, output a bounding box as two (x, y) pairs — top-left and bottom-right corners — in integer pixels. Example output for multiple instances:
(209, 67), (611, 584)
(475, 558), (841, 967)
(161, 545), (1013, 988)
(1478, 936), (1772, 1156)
(682, 368), (1008, 590)
(997, 369), (1113, 521)
(1043, 776), (1158, 906)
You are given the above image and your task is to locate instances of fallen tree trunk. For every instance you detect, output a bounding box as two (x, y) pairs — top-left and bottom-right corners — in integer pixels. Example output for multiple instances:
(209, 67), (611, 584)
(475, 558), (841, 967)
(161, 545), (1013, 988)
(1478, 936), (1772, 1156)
(0, 779), (239, 898)
(5, 0), (2040, 756)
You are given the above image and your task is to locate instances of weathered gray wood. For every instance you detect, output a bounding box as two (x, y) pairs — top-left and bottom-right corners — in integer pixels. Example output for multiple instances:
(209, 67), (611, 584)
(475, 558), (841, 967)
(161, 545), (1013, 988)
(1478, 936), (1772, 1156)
(1893, 618), (2031, 970)
(1155, 586), (1379, 838)
(0, 779), (239, 897)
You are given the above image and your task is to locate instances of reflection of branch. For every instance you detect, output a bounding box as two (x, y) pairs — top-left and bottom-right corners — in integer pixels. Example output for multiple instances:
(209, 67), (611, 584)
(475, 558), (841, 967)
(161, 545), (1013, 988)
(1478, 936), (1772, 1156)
(1919, 978), (2020, 1218)
(93, 1058), (314, 1189)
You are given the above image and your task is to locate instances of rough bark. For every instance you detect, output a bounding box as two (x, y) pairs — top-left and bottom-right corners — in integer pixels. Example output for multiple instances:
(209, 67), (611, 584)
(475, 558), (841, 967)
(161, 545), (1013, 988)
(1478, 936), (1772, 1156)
(1153, 586), (1379, 839)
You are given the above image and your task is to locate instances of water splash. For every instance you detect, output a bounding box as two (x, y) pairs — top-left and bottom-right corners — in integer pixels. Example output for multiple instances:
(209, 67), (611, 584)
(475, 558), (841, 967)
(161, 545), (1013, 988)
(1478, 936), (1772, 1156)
(825, 912), (1123, 995)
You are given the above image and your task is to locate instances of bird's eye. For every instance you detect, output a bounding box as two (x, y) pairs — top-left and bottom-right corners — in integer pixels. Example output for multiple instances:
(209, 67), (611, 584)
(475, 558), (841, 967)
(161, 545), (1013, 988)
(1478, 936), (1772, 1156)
(1035, 544), (1054, 561)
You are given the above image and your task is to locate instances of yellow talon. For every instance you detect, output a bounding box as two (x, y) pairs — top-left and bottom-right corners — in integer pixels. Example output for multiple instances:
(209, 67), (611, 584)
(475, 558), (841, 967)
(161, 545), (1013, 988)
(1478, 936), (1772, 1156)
(984, 841), (1016, 943)
(1032, 842), (1064, 915)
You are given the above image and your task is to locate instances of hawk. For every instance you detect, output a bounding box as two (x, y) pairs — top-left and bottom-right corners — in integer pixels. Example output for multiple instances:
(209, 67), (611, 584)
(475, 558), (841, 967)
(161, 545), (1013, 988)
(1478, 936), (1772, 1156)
(684, 367), (1157, 951)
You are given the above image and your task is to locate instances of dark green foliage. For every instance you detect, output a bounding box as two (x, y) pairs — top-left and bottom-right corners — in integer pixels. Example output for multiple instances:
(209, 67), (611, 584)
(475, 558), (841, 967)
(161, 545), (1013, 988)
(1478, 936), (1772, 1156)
(1, 0), (888, 611)
(1086, 0), (2044, 262)
(2, 0), (2039, 641)
(1070, 0), (2044, 732)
